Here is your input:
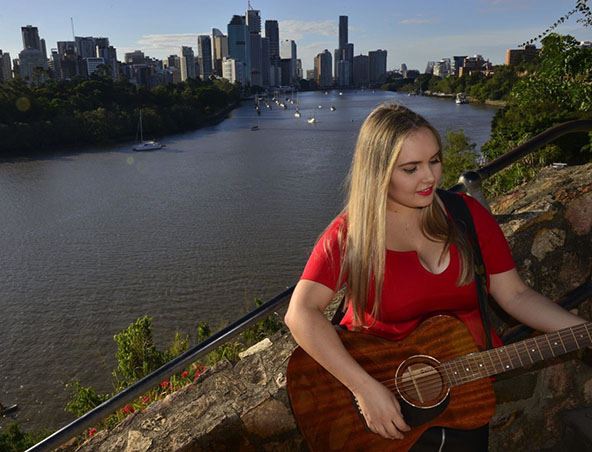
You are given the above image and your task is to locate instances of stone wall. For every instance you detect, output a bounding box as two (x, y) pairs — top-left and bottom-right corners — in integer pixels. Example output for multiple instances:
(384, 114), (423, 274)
(68, 164), (592, 452)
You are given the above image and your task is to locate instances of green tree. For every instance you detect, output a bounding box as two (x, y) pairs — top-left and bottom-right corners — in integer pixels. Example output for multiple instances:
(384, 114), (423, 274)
(441, 130), (479, 189)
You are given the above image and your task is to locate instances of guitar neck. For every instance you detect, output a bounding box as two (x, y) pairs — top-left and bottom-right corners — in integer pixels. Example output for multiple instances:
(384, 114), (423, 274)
(443, 322), (592, 387)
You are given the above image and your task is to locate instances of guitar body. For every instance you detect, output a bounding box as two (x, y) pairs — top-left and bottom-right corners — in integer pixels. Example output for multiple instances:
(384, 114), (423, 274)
(286, 315), (496, 452)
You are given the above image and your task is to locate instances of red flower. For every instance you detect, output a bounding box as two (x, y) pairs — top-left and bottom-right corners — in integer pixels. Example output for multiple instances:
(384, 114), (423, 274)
(181, 371), (188, 378)
(89, 428), (96, 436)
(123, 405), (134, 413)
(142, 396), (150, 404)
(161, 378), (170, 388)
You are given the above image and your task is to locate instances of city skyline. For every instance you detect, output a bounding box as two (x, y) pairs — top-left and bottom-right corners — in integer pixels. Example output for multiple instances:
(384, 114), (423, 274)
(1, 0), (591, 73)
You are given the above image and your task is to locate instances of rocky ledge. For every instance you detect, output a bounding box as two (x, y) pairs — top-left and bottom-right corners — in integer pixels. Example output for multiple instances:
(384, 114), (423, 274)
(68, 163), (592, 452)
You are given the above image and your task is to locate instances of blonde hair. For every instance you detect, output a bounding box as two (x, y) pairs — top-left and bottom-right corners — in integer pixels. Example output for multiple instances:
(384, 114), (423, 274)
(334, 103), (474, 328)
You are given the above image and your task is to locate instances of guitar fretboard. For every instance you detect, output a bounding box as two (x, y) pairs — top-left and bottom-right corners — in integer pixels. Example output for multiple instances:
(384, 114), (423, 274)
(442, 322), (592, 387)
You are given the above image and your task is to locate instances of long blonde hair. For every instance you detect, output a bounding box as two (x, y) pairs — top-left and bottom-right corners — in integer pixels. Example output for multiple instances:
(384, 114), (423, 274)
(336, 103), (474, 327)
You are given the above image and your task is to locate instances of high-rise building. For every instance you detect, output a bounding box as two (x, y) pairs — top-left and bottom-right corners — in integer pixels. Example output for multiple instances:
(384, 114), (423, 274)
(95, 38), (118, 78)
(198, 35), (213, 80)
(261, 37), (270, 86)
(18, 47), (48, 81)
(246, 8), (262, 86)
(505, 45), (538, 66)
(211, 29), (228, 77)
(180, 46), (196, 80)
(228, 15), (248, 83)
(124, 50), (145, 65)
(21, 25), (41, 50)
(75, 36), (97, 58)
(339, 16), (348, 50)
(368, 49), (387, 85)
(353, 54), (369, 86)
(57, 41), (76, 56)
(0, 50), (12, 80)
(335, 15), (353, 87)
(222, 57), (246, 85)
(315, 49), (332, 87)
(265, 20), (279, 62)
(452, 56), (467, 75)
(281, 39), (297, 84)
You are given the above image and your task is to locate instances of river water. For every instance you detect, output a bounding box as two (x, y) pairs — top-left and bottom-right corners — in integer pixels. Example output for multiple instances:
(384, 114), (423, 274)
(0, 90), (498, 432)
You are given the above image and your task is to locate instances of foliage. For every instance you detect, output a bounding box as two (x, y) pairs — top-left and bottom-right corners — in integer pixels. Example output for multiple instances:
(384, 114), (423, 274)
(65, 380), (110, 417)
(0, 423), (50, 452)
(522, 0), (592, 46)
(63, 298), (283, 440)
(0, 75), (241, 155)
(113, 316), (167, 388)
(441, 130), (479, 189)
(481, 34), (592, 197)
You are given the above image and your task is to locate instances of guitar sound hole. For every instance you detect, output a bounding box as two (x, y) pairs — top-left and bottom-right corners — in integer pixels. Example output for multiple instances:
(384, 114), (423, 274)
(396, 355), (449, 408)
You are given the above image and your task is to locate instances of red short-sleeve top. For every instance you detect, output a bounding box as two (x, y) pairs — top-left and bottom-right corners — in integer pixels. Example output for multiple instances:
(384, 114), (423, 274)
(301, 194), (515, 349)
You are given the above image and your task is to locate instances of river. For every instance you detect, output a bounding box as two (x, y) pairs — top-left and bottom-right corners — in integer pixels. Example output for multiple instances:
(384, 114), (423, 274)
(0, 90), (498, 433)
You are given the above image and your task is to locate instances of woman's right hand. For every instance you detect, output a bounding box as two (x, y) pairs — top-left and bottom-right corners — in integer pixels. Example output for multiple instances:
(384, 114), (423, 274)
(353, 377), (411, 440)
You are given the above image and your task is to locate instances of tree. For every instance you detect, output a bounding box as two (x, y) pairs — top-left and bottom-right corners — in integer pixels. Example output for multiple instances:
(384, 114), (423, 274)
(523, 0), (591, 45)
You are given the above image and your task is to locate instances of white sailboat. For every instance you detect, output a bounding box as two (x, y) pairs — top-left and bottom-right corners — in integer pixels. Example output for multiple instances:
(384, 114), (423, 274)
(294, 91), (301, 117)
(307, 109), (316, 124)
(132, 109), (163, 151)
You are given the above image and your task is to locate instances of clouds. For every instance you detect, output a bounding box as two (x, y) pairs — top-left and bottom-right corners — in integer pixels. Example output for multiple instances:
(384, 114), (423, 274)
(399, 15), (439, 25)
(129, 32), (209, 57)
(279, 20), (337, 41)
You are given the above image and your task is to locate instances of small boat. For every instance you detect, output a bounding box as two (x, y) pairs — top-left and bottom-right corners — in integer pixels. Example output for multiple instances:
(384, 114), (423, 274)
(455, 93), (468, 104)
(330, 106), (336, 111)
(251, 125), (259, 131)
(318, 105), (323, 109)
(307, 117), (316, 124)
(133, 109), (163, 151)
(294, 110), (301, 118)
(339, 91), (343, 96)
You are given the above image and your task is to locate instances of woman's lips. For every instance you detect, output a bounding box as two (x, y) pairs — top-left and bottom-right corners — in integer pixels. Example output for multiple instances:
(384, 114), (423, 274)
(417, 186), (433, 196)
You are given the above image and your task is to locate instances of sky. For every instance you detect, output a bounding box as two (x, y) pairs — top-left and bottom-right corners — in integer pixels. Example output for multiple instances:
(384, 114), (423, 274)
(1, 0), (591, 73)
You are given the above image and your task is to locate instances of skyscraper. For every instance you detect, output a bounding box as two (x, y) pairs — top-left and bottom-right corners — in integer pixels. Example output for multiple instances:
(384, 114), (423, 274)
(227, 15), (248, 83)
(265, 20), (279, 62)
(246, 8), (262, 86)
(0, 50), (12, 80)
(281, 39), (297, 85)
(197, 35), (213, 79)
(336, 15), (353, 87)
(339, 16), (348, 50)
(21, 25), (41, 51)
(368, 49), (387, 85)
(180, 46), (196, 81)
(211, 29), (229, 77)
(315, 49), (332, 88)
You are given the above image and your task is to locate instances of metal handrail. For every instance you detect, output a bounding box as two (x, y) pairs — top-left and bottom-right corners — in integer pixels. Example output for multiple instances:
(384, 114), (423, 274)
(27, 119), (592, 452)
(448, 119), (592, 206)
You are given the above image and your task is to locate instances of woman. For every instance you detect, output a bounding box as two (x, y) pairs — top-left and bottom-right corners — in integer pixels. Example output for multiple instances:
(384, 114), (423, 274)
(284, 103), (586, 450)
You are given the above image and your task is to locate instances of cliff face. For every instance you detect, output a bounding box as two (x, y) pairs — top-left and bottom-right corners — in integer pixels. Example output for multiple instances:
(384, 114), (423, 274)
(70, 163), (592, 452)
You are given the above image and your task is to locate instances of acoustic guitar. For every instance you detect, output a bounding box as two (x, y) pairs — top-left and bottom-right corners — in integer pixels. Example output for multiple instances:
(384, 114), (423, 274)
(286, 315), (592, 452)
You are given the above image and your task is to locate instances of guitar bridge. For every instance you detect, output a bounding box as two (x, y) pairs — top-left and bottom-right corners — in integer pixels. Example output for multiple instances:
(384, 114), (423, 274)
(350, 392), (372, 434)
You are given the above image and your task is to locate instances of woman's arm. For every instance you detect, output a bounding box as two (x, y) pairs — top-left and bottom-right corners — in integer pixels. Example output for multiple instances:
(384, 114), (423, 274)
(285, 279), (410, 440)
(489, 268), (587, 332)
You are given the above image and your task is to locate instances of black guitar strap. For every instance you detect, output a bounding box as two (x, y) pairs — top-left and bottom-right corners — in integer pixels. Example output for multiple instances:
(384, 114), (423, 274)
(436, 188), (493, 349)
(331, 189), (494, 350)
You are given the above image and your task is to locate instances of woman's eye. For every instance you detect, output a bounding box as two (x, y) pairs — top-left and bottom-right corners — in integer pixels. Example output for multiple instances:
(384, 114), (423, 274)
(430, 158), (441, 165)
(403, 167), (417, 174)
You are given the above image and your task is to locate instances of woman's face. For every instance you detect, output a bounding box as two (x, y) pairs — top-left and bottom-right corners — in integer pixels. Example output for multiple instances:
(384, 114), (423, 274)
(387, 127), (442, 212)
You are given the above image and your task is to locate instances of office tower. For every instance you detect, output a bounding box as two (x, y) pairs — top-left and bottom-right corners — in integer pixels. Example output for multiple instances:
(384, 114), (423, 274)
(222, 57), (246, 85)
(265, 20), (279, 62)
(452, 56), (466, 74)
(337, 60), (350, 86)
(368, 49), (387, 85)
(281, 39), (297, 84)
(339, 16), (348, 50)
(211, 29), (228, 77)
(353, 54), (369, 86)
(75, 37), (97, 58)
(264, 20), (279, 87)
(21, 25), (41, 50)
(261, 37), (270, 86)
(180, 46), (196, 80)
(124, 50), (145, 64)
(315, 49), (332, 88)
(198, 35), (213, 79)
(18, 47), (49, 81)
(57, 41), (76, 56)
(228, 15), (248, 83)
(246, 8), (262, 86)
(0, 51), (12, 80)
(335, 15), (353, 87)
(96, 38), (118, 78)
